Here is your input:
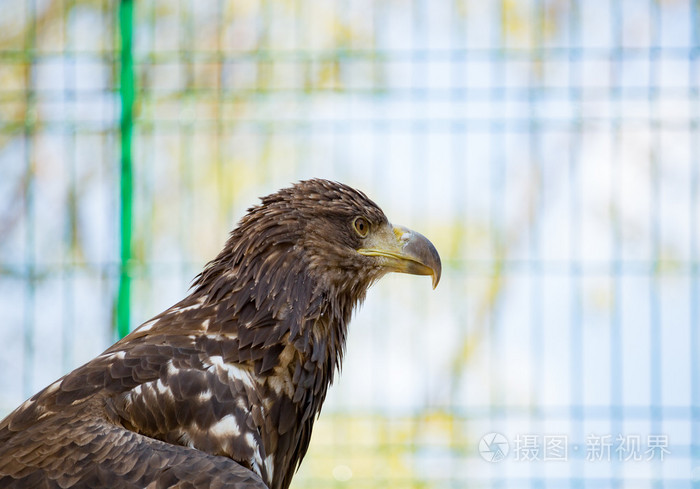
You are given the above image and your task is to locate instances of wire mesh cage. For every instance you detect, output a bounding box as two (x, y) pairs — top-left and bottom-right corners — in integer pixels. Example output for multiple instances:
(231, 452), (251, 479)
(0, 0), (698, 487)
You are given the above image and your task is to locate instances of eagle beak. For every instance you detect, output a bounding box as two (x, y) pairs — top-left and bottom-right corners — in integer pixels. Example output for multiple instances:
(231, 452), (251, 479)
(358, 224), (442, 289)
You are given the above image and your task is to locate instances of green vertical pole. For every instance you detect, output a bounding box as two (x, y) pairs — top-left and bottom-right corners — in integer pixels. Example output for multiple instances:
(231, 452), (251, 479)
(117, 0), (134, 339)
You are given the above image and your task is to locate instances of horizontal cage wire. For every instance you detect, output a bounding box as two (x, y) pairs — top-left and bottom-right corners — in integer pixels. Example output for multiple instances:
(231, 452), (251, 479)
(0, 0), (698, 488)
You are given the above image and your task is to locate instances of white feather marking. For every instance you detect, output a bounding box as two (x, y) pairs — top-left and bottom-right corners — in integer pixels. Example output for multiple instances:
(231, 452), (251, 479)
(155, 378), (172, 397)
(208, 355), (225, 366)
(133, 319), (157, 333)
(266, 374), (294, 397)
(208, 356), (254, 388)
(224, 363), (255, 388)
(98, 350), (126, 361)
(265, 455), (275, 480)
(177, 431), (195, 448)
(167, 361), (178, 377)
(44, 379), (61, 395)
(209, 414), (241, 439)
(198, 390), (212, 402)
(15, 398), (34, 413)
(205, 332), (238, 341)
(246, 433), (264, 474)
(169, 298), (204, 314)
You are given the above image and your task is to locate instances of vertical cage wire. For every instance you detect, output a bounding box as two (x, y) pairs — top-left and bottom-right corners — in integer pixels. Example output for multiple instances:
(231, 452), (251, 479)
(118, 0), (134, 340)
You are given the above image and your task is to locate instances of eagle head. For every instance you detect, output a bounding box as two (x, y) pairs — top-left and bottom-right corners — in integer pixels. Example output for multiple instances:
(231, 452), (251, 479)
(194, 178), (441, 309)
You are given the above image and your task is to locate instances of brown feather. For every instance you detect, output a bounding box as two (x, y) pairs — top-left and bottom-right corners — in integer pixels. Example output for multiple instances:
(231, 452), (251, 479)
(0, 179), (414, 489)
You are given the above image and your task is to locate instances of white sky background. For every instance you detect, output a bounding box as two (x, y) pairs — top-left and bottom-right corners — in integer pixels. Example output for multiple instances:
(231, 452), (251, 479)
(0, 0), (698, 485)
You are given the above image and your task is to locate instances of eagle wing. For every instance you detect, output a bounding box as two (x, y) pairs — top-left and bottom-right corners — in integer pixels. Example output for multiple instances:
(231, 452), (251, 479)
(0, 409), (266, 488)
(0, 331), (269, 489)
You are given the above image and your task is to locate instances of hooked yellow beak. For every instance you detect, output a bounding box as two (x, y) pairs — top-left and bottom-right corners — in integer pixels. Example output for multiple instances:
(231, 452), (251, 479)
(358, 224), (442, 289)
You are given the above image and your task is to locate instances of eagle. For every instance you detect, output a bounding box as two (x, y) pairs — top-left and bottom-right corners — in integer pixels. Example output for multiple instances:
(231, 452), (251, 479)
(0, 179), (441, 489)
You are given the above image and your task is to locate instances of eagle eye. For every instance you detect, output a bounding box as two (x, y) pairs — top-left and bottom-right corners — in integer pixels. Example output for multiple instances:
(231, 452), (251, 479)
(353, 217), (370, 238)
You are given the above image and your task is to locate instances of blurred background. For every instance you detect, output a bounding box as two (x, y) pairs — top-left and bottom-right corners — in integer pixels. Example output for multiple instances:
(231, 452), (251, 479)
(0, 0), (697, 487)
